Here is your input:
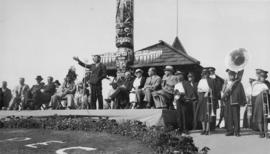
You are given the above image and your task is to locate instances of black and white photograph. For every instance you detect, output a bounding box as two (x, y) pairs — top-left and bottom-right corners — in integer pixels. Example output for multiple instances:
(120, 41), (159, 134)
(0, 0), (270, 153)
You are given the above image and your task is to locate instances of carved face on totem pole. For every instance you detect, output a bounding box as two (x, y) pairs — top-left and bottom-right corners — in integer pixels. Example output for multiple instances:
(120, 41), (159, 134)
(116, 0), (133, 48)
(116, 0), (134, 72)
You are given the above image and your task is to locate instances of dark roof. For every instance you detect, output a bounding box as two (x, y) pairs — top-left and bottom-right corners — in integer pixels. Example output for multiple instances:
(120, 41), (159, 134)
(172, 36), (187, 54)
(100, 38), (200, 70)
(132, 40), (200, 68)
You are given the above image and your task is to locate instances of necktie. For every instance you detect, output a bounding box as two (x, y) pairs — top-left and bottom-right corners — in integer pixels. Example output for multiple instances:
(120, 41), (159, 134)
(19, 86), (23, 96)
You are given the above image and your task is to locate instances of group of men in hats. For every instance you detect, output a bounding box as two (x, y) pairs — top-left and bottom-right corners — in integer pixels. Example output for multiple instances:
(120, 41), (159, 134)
(7, 76), (60, 110)
(2, 55), (107, 111)
(104, 65), (200, 133)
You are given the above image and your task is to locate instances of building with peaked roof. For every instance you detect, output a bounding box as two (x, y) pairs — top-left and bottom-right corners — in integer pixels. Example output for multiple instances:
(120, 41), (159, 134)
(100, 36), (203, 81)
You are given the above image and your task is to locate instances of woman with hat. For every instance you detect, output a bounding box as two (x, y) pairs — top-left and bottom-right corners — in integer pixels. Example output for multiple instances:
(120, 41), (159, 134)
(129, 69), (146, 109)
(152, 66), (176, 109)
(195, 68), (212, 135)
(252, 70), (270, 138)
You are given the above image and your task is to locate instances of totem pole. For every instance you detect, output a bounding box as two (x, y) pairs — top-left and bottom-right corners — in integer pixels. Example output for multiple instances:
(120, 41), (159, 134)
(115, 0), (134, 75)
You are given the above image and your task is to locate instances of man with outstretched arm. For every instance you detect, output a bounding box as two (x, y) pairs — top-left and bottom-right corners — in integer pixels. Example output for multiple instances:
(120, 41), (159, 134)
(73, 55), (107, 109)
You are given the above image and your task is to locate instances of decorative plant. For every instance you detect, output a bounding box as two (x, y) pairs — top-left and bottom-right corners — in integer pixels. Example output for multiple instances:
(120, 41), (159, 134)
(0, 116), (209, 154)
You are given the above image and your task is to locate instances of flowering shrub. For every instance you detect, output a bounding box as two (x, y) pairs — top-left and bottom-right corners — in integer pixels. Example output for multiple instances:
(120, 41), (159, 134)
(0, 116), (209, 154)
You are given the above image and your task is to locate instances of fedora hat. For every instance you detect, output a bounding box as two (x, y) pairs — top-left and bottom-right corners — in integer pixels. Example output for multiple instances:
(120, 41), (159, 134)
(208, 67), (216, 72)
(188, 72), (194, 77)
(135, 69), (143, 73)
(164, 65), (174, 72)
(201, 68), (210, 75)
(54, 80), (61, 86)
(256, 68), (263, 74)
(175, 71), (183, 76)
(202, 68), (209, 73)
(35, 75), (43, 81)
(227, 70), (237, 76)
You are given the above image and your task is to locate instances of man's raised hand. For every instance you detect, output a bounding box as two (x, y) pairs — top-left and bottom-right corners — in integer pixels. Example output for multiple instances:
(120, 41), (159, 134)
(73, 56), (79, 62)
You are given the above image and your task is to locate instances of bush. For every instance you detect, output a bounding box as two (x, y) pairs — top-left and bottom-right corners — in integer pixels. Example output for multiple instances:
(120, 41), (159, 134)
(0, 116), (209, 154)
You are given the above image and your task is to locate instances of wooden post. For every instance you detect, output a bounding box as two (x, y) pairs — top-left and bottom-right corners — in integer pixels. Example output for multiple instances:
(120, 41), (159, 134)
(115, 0), (134, 75)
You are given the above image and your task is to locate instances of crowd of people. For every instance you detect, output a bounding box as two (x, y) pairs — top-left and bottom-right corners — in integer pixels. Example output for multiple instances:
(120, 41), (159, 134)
(0, 54), (269, 138)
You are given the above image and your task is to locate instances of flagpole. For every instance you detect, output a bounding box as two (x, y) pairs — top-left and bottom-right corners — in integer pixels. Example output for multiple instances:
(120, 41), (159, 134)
(176, 0), (179, 37)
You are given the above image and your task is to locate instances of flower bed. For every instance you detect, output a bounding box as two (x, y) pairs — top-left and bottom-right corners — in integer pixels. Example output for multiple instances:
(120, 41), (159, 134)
(0, 116), (209, 154)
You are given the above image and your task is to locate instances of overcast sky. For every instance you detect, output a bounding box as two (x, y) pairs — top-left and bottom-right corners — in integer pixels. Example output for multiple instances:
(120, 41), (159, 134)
(1, 0), (270, 89)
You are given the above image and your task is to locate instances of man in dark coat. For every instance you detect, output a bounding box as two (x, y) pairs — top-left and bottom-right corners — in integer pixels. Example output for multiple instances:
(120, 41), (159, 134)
(174, 71), (197, 133)
(40, 76), (56, 107)
(106, 71), (125, 109)
(208, 67), (223, 130)
(222, 70), (246, 136)
(0, 81), (12, 110)
(106, 71), (134, 109)
(29, 76), (45, 110)
(187, 72), (198, 128)
(0, 86), (3, 109)
(73, 55), (107, 109)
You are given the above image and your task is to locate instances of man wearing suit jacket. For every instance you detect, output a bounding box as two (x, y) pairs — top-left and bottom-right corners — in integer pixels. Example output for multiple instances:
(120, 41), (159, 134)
(39, 76), (56, 108)
(29, 75), (45, 110)
(8, 78), (30, 110)
(106, 71), (134, 109)
(141, 67), (161, 108)
(152, 66), (176, 109)
(0, 81), (12, 110)
(174, 71), (197, 133)
(187, 72), (199, 128)
(208, 67), (223, 130)
(73, 55), (107, 109)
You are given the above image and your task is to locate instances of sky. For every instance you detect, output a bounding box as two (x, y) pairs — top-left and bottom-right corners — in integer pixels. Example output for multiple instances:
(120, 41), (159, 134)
(1, 0), (270, 90)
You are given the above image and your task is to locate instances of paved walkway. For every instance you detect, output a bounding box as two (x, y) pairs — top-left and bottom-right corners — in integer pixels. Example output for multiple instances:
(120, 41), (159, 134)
(0, 129), (153, 154)
(190, 129), (270, 154)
